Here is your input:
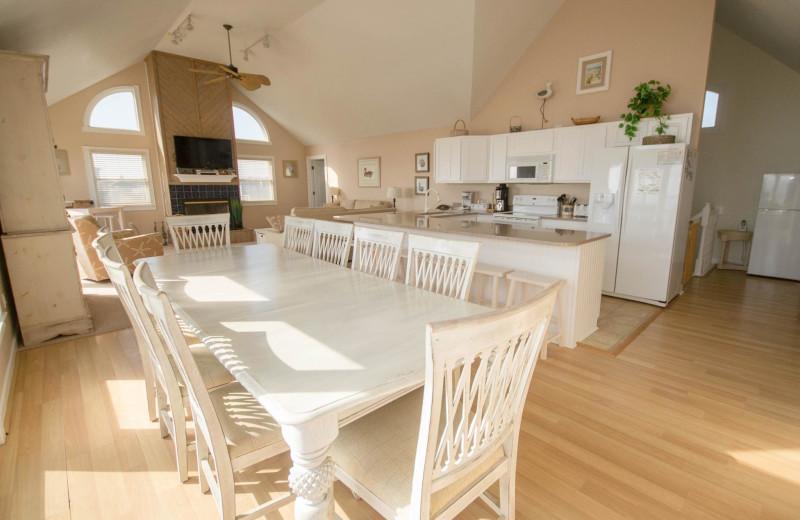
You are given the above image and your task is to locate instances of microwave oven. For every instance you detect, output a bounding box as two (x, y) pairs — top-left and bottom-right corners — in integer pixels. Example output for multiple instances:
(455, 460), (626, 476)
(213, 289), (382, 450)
(507, 154), (554, 183)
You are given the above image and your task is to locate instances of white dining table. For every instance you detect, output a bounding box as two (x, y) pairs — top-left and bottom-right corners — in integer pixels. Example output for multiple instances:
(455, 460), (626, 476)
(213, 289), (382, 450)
(142, 244), (488, 519)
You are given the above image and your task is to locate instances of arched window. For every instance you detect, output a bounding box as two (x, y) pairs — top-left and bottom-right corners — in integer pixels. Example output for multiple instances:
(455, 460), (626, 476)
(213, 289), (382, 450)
(83, 86), (144, 135)
(232, 104), (270, 143)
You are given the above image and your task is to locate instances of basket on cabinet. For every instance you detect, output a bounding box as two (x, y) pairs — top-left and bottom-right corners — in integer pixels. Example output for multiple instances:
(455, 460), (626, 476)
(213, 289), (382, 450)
(450, 119), (469, 136)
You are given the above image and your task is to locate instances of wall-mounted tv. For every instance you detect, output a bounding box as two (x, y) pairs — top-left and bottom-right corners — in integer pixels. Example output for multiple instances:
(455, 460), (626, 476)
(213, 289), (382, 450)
(174, 136), (233, 170)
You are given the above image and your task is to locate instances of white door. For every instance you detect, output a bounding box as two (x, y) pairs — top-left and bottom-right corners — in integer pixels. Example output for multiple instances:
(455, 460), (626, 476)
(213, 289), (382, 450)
(614, 146), (684, 302)
(587, 147), (629, 293)
(309, 159), (326, 206)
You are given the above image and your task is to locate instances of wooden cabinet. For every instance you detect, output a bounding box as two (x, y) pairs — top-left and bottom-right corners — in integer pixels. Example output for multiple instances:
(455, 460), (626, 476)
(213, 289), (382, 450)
(488, 134), (508, 183)
(145, 51), (237, 186)
(0, 51), (91, 346)
(434, 136), (488, 184)
(553, 125), (607, 183)
(507, 129), (553, 156)
(606, 113), (692, 147)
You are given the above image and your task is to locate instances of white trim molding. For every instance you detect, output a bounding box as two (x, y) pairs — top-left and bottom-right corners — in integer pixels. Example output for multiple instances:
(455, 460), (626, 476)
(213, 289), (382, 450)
(232, 103), (271, 144)
(83, 85), (146, 136)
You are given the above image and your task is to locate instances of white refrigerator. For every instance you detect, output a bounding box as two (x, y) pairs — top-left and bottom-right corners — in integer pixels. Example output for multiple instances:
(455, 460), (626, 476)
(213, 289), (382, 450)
(589, 143), (694, 305)
(747, 174), (800, 281)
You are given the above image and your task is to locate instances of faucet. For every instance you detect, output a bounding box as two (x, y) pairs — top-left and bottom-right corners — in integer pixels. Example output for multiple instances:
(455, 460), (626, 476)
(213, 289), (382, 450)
(423, 188), (441, 213)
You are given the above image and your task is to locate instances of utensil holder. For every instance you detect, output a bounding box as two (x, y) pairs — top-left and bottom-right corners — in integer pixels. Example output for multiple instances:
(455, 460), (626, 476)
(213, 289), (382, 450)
(560, 204), (575, 218)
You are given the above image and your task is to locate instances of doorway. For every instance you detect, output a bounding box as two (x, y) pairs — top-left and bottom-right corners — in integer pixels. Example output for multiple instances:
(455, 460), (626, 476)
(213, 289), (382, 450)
(306, 156), (327, 207)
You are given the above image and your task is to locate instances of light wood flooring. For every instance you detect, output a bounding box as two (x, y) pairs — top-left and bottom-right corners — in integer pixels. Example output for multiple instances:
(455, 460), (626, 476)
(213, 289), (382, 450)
(0, 270), (798, 519)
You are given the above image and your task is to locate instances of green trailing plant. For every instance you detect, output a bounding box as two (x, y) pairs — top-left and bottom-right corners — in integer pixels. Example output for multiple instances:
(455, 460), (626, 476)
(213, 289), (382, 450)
(230, 198), (243, 228)
(620, 80), (672, 140)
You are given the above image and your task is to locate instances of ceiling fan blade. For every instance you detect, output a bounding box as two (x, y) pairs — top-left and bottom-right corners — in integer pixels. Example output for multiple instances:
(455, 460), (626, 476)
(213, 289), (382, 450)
(203, 76), (227, 85)
(239, 73), (271, 87)
(236, 75), (262, 91)
(189, 68), (224, 76)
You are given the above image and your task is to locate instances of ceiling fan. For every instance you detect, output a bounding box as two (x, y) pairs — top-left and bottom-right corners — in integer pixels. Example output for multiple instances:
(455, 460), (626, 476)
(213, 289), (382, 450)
(190, 24), (271, 91)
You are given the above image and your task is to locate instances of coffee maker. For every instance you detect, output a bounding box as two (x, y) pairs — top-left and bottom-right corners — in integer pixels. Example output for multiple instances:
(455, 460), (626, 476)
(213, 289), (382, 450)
(494, 184), (509, 212)
(461, 191), (473, 210)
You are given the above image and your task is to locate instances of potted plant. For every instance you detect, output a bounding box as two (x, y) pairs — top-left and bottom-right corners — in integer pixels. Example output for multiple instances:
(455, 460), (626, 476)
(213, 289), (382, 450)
(619, 80), (674, 144)
(230, 198), (243, 229)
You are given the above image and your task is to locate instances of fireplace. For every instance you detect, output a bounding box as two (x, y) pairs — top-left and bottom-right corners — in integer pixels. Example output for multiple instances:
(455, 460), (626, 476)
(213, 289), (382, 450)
(168, 184), (240, 215)
(184, 200), (229, 215)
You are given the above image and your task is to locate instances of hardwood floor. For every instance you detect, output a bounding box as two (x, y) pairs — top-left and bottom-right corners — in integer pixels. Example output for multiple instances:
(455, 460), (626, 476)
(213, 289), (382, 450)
(0, 270), (798, 519)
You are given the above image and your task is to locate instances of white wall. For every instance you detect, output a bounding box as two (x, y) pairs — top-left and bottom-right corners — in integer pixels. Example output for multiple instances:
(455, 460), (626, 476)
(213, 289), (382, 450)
(693, 25), (800, 260)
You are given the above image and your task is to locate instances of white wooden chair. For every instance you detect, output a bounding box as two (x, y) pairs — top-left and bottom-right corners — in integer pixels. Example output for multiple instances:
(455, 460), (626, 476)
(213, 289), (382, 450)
(283, 216), (315, 255)
(166, 214), (231, 253)
(352, 226), (405, 280)
(134, 262), (294, 520)
(93, 234), (234, 482)
(311, 220), (354, 267)
(505, 270), (566, 360)
(405, 234), (481, 301)
(330, 282), (561, 519)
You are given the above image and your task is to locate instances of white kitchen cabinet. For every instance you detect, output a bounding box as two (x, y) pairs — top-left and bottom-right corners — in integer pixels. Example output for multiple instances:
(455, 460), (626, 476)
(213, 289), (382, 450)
(507, 129), (553, 156)
(553, 125), (607, 183)
(434, 137), (461, 183)
(434, 136), (488, 184)
(488, 134), (508, 183)
(539, 217), (589, 231)
(475, 214), (494, 223)
(607, 113), (693, 147)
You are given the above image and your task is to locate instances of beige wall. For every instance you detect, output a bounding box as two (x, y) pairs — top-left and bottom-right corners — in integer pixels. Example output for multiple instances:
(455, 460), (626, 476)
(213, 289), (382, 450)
(309, 0), (716, 211)
(693, 24), (800, 259)
(49, 63), (310, 234)
(230, 90), (309, 229)
(49, 62), (165, 234)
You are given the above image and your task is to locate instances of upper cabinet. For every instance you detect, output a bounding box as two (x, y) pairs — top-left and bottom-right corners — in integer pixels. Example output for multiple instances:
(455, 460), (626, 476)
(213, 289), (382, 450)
(506, 129), (554, 156)
(553, 125), (607, 183)
(488, 134), (508, 183)
(606, 113), (692, 147)
(434, 136), (488, 184)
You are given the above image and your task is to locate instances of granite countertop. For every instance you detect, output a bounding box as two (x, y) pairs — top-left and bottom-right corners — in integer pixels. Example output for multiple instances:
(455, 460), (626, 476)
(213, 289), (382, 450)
(336, 212), (609, 247)
(540, 215), (589, 222)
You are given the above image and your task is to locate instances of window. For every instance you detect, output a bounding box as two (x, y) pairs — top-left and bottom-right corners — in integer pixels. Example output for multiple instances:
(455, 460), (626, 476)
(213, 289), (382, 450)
(232, 104), (270, 143)
(84, 147), (155, 210)
(702, 90), (720, 128)
(84, 86), (145, 135)
(238, 156), (277, 204)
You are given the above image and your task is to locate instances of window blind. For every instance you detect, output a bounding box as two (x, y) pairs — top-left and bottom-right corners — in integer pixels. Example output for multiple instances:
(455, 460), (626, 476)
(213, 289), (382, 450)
(90, 152), (152, 206)
(238, 158), (276, 202)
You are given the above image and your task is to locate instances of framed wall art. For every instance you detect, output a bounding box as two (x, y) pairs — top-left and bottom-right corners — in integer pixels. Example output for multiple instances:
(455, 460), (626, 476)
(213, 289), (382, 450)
(283, 160), (298, 178)
(576, 50), (612, 95)
(414, 176), (429, 195)
(415, 152), (429, 172)
(357, 157), (381, 187)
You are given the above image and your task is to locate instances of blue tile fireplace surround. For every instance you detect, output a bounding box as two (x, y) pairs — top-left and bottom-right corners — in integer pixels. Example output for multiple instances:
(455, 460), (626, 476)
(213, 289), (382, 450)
(169, 184), (241, 215)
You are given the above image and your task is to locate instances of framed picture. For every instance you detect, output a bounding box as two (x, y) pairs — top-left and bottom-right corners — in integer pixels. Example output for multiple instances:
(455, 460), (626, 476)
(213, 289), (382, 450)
(283, 160), (298, 178)
(357, 157), (381, 187)
(415, 152), (429, 172)
(576, 50), (612, 95)
(414, 176), (429, 195)
(415, 215), (428, 228)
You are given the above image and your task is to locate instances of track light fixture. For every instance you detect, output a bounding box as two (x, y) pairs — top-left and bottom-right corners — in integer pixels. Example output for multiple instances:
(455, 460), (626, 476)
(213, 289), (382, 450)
(242, 34), (270, 59)
(169, 14), (194, 45)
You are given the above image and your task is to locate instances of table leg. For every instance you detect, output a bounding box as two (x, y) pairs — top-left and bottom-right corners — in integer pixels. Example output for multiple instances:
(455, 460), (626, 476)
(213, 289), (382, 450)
(282, 415), (339, 520)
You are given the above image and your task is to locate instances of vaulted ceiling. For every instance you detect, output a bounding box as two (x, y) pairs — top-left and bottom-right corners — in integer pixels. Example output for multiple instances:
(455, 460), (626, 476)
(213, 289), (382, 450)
(0, 0), (796, 147)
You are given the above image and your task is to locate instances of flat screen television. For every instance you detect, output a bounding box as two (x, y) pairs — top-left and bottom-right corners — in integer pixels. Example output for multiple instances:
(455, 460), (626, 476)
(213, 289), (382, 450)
(174, 136), (233, 170)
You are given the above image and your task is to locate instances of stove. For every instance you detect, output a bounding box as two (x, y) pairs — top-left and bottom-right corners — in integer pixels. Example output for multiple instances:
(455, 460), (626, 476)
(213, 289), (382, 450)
(493, 195), (559, 225)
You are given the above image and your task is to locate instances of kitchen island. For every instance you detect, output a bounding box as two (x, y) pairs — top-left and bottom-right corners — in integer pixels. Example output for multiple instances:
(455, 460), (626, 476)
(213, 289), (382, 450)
(337, 212), (610, 348)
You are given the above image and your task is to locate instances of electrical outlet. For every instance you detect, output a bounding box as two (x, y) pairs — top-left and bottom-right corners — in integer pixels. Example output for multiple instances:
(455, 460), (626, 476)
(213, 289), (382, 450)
(717, 206), (723, 215)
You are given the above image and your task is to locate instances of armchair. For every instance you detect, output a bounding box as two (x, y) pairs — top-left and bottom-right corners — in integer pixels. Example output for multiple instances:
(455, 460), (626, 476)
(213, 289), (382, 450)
(69, 215), (163, 281)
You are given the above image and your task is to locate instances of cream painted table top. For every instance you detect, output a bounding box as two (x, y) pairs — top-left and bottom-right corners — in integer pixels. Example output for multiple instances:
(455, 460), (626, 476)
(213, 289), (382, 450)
(142, 244), (488, 518)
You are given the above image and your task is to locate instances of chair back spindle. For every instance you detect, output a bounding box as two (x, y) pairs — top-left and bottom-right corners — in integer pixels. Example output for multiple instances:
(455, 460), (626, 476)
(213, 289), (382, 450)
(352, 226), (404, 280)
(405, 234), (481, 301)
(283, 216), (315, 255)
(166, 214), (231, 253)
(311, 220), (354, 266)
